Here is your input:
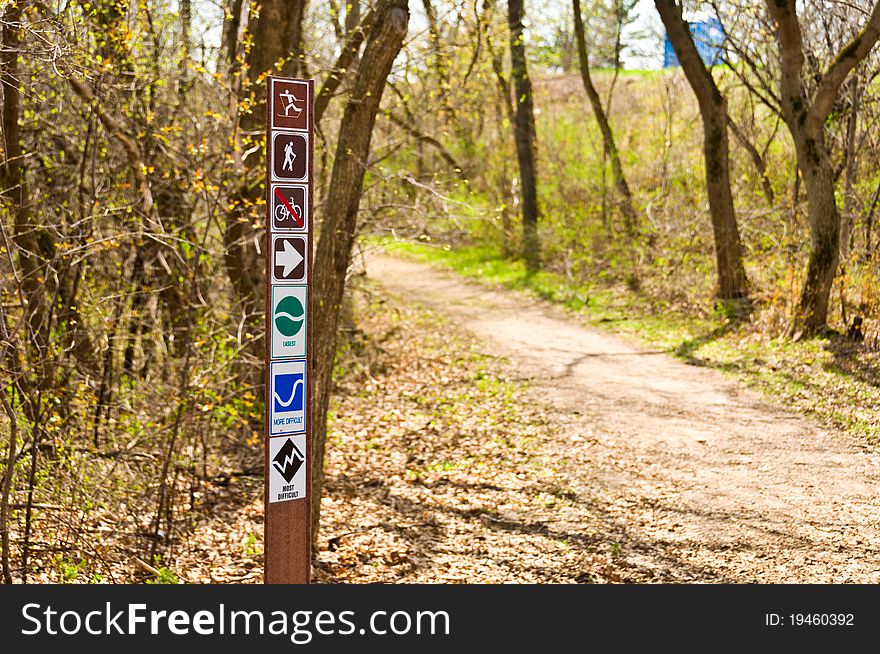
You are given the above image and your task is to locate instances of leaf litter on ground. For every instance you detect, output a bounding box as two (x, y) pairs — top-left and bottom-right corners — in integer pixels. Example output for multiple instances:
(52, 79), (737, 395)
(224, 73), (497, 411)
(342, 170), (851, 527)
(175, 280), (638, 583)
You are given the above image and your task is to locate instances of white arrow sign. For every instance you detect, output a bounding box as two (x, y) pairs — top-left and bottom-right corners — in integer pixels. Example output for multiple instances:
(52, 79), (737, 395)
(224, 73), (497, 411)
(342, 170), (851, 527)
(272, 234), (308, 283)
(277, 239), (304, 277)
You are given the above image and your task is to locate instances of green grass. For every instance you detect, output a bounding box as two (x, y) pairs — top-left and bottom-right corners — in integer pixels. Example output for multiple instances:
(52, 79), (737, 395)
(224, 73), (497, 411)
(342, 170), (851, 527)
(590, 68), (665, 78)
(372, 236), (880, 443)
(376, 236), (720, 348)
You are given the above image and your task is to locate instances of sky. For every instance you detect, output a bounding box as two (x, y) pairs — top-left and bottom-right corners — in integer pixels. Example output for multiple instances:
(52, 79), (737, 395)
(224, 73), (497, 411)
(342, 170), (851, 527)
(518, 0), (667, 70)
(192, 0), (669, 71)
(621, 0), (666, 69)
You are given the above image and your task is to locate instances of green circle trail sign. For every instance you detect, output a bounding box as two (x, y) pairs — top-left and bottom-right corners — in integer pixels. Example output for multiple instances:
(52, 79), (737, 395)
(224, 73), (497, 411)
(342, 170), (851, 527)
(272, 286), (307, 359)
(275, 294), (304, 337)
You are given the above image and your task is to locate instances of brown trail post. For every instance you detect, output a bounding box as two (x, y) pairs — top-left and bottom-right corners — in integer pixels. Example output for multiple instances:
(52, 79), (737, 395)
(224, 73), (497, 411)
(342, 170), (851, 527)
(264, 77), (314, 584)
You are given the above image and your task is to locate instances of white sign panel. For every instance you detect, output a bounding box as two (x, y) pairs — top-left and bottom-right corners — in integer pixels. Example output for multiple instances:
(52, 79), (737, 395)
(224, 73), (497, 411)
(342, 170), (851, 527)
(268, 434), (307, 503)
(271, 286), (307, 359)
(270, 359), (307, 436)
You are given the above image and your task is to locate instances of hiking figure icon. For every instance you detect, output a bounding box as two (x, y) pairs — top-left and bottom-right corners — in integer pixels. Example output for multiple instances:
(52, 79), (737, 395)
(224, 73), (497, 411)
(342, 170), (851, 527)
(282, 140), (296, 171)
(272, 130), (307, 180)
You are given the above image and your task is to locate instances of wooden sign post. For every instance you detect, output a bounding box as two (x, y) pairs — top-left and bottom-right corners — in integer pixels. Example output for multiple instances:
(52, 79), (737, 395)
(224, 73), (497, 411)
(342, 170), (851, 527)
(264, 77), (314, 584)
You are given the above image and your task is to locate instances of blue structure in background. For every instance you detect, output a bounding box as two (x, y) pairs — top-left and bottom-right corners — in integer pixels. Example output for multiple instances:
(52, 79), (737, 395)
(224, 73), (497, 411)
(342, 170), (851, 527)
(663, 16), (725, 68)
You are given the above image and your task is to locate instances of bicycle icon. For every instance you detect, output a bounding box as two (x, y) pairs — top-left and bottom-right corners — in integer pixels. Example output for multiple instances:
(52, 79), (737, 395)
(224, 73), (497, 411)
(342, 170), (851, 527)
(275, 201), (303, 225)
(272, 186), (307, 230)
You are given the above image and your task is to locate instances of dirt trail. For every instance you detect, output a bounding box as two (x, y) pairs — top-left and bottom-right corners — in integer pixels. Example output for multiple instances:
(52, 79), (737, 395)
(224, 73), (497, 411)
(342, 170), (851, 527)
(365, 253), (880, 582)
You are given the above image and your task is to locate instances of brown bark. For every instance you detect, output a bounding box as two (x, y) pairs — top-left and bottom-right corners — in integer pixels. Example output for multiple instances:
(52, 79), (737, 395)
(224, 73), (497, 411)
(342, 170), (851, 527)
(222, 0), (246, 66)
(507, 0), (540, 270)
(245, 1), (306, 83)
(310, 0), (409, 543)
(179, 0), (192, 99)
(766, 0), (880, 334)
(572, 0), (637, 236)
(422, 0), (450, 118)
(345, 0), (361, 34)
(0, 387), (16, 584)
(224, 1), (307, 381)
(484, 0), (515, 255)
(655, 0), (749, 302)
(314, 6), (376, 126)
(180, 0), (191, 59)
(841, 78), (859, 261)
(3, 5), (39, 347)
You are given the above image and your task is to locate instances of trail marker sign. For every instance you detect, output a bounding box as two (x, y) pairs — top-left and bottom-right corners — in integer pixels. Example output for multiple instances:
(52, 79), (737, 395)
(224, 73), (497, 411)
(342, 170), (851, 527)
(269, 436), (307, 502)
(271, 78), (309, 131)
(272, 185), (307, 231)
(272, 235), (307, 283)
(271, 286), (307, 359)
(272, 132), (308, 181)
(265, 77), (314, 584)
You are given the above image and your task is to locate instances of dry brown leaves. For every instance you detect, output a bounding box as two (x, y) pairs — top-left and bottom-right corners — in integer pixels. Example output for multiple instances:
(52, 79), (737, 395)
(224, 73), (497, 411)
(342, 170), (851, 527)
(311, 285), (630, 583)
(173, 282), (635, 583)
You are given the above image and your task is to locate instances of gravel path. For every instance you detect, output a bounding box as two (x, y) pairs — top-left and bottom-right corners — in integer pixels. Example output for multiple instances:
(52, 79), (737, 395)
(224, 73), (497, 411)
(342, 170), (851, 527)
(366, 253), (880, 582)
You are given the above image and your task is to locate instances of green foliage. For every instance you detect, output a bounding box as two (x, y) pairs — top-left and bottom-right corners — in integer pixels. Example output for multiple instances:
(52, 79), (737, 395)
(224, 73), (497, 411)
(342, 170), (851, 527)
(0, 0), (268, 584)
(53, 556), (88, 583)
(3, 0), (880, 585)
(145, 556), (180, 585)
(244, 532), (260, 557)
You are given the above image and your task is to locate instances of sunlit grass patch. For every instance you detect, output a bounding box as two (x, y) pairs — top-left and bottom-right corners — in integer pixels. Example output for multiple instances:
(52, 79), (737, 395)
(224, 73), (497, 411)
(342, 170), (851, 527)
(374, 236), (880, 443)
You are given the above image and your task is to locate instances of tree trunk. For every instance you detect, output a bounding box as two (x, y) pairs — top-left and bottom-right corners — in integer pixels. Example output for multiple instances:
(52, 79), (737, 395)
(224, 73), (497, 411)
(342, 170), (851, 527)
(703, 102), (749, 301)
(0, 389), (17, 584)
(485, 0), (515, 255)
(655, 0), (749, 302)
(315, 3), (376, 125)
(310, 0), (409, 544)
(345, 0), (361, 34)
(246, 1), (306, 82)
(222, 0), (246, 66)
(791, 127), (840, 334)
(572, 0), (637, 236)
(765, 0), (880, 333)
(422, 0), (450, 120)
(507, 0), (540, 270)
(224, 0), (307, 384)
(3, 3), (53, 348)
(840, 78), (859, 262)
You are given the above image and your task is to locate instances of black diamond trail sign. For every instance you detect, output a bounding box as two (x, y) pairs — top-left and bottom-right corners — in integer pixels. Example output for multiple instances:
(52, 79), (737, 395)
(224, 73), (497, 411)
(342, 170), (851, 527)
(272, 438), (305, 483)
